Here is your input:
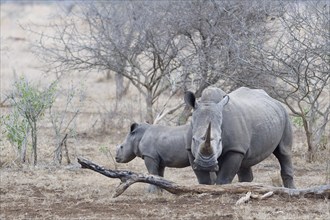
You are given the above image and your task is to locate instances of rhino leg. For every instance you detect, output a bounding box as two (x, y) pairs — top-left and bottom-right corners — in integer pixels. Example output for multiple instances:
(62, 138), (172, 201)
(216, 151), (244, 185)
(187, 151), (213, 184)
(273, 146), (295, 188)
(193, 170), (213, 185)
(237, 167), (253, 182)
(158, 166), (165, 177)
(210, 172), (217, 184)
(144, 156), (163, 193)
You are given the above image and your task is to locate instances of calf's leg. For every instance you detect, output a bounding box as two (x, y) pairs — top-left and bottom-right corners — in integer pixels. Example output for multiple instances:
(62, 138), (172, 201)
(144, 156), (162, 193)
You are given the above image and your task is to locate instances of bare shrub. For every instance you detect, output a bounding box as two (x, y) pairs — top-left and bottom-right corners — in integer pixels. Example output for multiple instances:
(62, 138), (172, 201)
(247, 1), (330, 161)
(49, 81), (86, 165)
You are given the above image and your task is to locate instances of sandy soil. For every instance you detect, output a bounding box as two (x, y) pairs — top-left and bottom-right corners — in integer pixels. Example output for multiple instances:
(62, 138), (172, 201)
(1, 151), (329, 219)
(1, 3), (329, 220)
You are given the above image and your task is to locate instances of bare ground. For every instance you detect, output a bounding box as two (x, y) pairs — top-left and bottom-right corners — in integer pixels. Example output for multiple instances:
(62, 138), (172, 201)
(0, 124), (329, 219)
(1, 3), (330, 220)
(0, 151), (329, 219)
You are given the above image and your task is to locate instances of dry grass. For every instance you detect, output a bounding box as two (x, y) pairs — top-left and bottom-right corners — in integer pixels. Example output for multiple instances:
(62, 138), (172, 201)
(1, 3), (329, 220)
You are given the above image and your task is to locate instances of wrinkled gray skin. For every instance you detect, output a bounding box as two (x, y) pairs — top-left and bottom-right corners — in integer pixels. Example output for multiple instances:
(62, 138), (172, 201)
(116, 123), (191, 192)
(185, 87), (295, 188)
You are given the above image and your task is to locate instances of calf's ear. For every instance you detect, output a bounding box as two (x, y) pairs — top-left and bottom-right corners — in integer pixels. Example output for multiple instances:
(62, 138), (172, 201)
(184, 91), (197, 109)
(130, 123), (139, 132)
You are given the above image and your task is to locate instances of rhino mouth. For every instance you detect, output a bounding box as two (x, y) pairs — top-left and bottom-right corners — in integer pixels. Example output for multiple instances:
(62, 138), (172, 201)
(193, 159), (219, 172)
(115, 157), (122, 163)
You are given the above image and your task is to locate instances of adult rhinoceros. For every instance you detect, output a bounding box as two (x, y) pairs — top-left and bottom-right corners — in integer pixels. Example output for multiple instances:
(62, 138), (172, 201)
(115, 122), (191, 192)
(184, 87), (295, 188)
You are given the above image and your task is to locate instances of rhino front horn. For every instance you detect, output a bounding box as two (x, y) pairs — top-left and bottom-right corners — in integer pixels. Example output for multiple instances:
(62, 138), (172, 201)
(200, 122), (213, 156)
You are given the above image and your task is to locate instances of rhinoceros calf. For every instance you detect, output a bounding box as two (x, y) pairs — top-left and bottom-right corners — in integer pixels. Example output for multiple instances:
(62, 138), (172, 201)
(116, 123), (191, 192)
(184, 86), (295, 188)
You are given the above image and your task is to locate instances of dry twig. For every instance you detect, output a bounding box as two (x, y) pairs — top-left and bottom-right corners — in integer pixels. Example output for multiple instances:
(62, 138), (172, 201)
(236, 191), (252, 205)
(236, 191), (274, 205)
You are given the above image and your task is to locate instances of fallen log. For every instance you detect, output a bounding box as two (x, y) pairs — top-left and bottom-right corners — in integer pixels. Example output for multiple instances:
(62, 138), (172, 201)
(77, 157), (330, 199)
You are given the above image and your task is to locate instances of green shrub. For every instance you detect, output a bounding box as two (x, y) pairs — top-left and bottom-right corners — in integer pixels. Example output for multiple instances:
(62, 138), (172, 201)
(5, 76), (57, 165)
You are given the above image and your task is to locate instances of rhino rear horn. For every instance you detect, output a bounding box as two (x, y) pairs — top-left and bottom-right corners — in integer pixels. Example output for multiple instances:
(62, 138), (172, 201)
(219, 95), (229, 107)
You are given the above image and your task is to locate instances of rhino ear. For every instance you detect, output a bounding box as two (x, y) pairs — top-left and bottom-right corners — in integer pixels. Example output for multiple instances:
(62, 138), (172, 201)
(130, 123), (139, 133)
(184, 91), (197, 109)
(218, 95), (229, 108)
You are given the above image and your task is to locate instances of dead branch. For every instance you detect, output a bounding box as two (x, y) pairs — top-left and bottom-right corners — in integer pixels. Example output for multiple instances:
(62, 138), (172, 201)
(77, 157), (330, 199)
(236, 191), (274, 205)
(235, 191), (252, 205)
(153, 103), (184, 125)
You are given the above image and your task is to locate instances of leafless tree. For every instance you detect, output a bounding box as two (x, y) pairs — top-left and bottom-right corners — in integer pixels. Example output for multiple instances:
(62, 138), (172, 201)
(30, 0), (329, 156)
(33, 1), (184, 123)
(247, 1), (330, 161)
(173, 0), (279, 124)
(32, 0), (279, 124)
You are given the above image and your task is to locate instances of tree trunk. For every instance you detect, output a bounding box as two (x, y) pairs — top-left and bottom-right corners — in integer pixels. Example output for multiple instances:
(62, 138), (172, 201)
(54, 135), (62, 165)
(114, 73), (130, 111)
(176, 85), (206, 125)
(177, 105), (192, 125)
(106, 70), (112, 80)
(115, 73), (125, 101)
(54, 134), (69, 165)
(145, 89), (154, 123)
(63, 135), (71, 164)
(31, 120), (37, 166)
(302, 116), (315, 162)
(20, 134), (28, 163)
(77, 157), (330, 199)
